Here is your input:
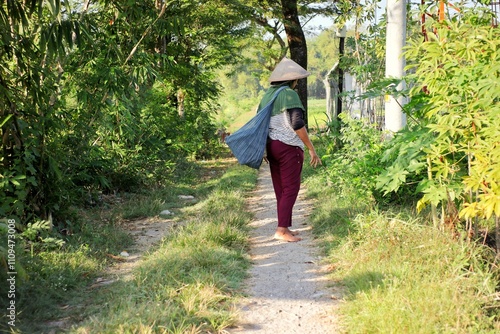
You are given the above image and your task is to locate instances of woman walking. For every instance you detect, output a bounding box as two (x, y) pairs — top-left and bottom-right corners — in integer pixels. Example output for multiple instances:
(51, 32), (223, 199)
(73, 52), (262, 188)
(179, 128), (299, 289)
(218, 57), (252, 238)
(258, 57), (322, 242)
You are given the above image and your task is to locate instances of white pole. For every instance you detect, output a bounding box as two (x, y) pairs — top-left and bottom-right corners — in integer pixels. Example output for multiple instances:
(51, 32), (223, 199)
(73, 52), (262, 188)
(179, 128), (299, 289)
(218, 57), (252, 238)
(385, 0), (407, 132)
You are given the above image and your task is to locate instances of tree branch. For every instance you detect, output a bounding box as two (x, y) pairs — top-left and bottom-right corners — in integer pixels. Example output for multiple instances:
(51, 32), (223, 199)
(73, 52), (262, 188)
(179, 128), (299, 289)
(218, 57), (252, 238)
(123, 2), (168, 65)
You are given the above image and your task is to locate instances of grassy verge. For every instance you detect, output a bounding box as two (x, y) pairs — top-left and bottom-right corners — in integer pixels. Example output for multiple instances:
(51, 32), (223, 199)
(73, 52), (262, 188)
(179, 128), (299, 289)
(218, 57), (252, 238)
(303, 169), (500, 333)
(0, 221), (133, 334)
(3, 159), (257, 333)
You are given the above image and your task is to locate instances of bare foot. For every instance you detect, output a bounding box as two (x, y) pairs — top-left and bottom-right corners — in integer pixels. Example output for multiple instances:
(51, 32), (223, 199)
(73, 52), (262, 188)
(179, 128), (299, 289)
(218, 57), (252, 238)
(274, 229), (302, 242)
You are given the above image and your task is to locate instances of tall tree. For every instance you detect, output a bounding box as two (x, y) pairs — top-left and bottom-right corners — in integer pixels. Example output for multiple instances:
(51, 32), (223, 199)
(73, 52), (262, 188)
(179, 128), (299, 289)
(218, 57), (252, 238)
(222, 0), (337, 126)
(281, 0), (309, 124)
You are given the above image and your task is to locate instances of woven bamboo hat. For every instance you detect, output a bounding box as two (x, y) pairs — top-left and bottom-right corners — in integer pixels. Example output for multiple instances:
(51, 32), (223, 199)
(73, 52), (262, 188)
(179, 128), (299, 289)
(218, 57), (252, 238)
(268, 57), (310, 83)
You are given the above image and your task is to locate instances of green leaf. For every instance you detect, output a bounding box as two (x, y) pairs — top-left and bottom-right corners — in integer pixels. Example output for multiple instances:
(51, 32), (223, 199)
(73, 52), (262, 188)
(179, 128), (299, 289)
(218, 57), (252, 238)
(0, 114), (13, 127)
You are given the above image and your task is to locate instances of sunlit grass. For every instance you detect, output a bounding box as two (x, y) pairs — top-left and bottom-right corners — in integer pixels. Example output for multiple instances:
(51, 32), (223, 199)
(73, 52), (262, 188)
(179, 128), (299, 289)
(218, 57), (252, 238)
(9, 160), (257, 334)
(69, 164), (256, 333)
(308, 98), (329, 130)
(304, 169), (500, 333)
(335, 212), (498, 333)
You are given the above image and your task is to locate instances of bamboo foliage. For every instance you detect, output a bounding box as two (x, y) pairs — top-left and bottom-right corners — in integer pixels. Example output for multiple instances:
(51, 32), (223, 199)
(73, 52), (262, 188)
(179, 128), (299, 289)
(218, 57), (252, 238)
(1, 0), (252, 225)
(1, 0), (70, 219)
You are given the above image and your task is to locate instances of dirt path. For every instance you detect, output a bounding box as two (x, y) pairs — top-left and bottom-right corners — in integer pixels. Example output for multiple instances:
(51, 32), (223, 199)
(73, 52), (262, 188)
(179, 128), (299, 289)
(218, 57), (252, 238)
(229, 166), (342, 333)
(82, 165), (342, 334)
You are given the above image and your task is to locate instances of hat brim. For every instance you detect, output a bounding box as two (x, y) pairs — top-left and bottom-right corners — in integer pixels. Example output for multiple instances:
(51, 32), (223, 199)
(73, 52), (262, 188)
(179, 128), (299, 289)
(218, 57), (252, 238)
(268, 57), (310, 82)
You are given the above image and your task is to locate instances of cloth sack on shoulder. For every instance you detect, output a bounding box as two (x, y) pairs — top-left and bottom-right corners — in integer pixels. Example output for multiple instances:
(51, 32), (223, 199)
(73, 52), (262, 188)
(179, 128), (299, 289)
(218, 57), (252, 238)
(225, 86), (286, 169)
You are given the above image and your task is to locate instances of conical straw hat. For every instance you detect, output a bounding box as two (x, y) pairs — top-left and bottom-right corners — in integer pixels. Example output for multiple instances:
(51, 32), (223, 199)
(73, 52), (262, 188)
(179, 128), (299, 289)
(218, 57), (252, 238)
(268, 57), (310, 83)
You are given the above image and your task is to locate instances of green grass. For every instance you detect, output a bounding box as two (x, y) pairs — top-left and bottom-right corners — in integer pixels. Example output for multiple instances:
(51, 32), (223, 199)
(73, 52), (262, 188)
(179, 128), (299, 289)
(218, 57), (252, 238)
(307, 98), (329, 130)
(3, 159), (257, 334)
(336, 213), (498, 333)
(70, 164), (256, 333)
(303, 168), (500, 333)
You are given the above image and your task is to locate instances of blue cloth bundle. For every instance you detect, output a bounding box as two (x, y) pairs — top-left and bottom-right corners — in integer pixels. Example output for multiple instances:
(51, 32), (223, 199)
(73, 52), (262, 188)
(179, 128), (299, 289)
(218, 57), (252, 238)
(225, 86), (286, 169)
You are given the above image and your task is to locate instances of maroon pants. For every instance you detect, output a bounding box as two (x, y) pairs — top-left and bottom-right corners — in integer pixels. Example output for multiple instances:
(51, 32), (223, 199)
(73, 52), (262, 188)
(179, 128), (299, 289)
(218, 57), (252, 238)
(266, 140), (304, 228)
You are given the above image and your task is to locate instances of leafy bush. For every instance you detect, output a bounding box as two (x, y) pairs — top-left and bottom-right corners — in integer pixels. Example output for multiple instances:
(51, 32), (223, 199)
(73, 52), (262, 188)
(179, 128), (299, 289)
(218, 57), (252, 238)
(1, 1), (242, 231)
(319, 113), (387, 204)
(378, 6), (500, 234)
(375, 122), (432, 206)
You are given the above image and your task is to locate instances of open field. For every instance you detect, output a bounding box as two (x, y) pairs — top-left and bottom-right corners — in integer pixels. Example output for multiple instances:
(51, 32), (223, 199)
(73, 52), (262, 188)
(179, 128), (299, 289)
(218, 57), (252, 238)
(227, 98), (329, 133)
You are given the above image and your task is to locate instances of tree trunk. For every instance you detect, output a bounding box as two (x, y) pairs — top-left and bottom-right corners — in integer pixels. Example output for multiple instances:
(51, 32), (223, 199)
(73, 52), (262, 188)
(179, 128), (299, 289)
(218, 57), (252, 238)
(280, 0), (308, 127)
(177, 89), (185, 119)
(337, 35), (345, 117)
(155, 0), (167, 57)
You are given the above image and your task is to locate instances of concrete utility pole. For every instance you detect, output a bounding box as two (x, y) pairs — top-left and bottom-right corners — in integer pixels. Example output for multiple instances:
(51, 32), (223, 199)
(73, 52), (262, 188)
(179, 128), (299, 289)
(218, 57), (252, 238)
(384, 0), (407, 132)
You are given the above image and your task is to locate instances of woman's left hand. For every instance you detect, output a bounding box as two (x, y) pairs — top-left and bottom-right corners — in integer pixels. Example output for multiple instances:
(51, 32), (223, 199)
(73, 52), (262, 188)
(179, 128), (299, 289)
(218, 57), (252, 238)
(309, 151), (322, 168)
